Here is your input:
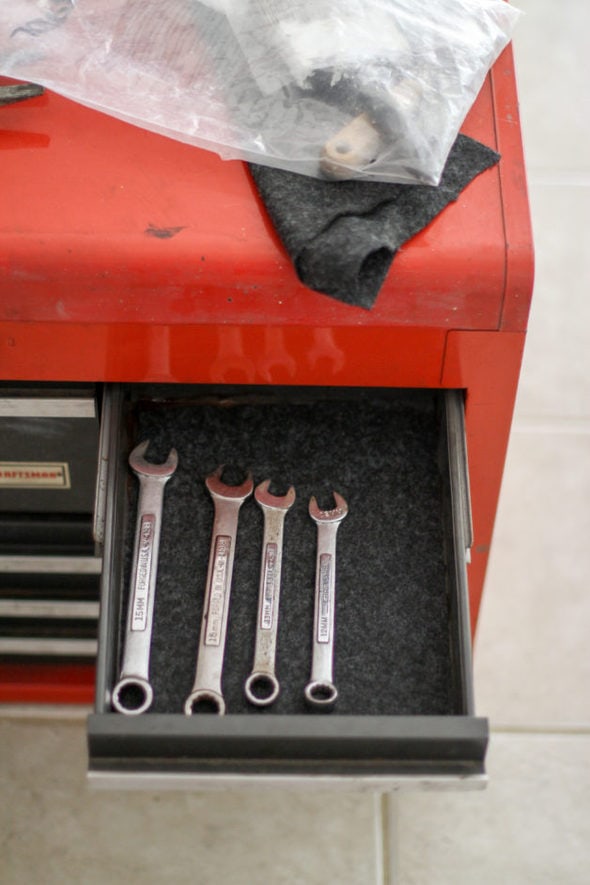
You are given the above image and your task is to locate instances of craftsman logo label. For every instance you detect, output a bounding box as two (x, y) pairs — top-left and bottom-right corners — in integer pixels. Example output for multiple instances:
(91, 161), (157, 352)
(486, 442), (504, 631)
(0, 461), (71, 489)
(260, 543), (278, 630)
(317, 554), (333, 644)
(205, 535), (232, 646)
(131, 515), (155, 631)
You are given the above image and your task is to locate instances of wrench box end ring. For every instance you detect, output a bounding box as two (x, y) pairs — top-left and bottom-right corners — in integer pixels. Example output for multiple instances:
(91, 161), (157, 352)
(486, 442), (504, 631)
(184, 689), (226, 716)
(112, 677), (153, 716)
(245, 671), (280, 707)
(305, 680), (338, 707)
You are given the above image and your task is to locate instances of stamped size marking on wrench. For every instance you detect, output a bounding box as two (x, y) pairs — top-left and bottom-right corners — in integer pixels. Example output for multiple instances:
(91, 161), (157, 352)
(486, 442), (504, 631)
(245, 480), (296, 707)
(184, 467), (253, 716)
(305, 492), (348, 707)
(112, 441), (178, 715)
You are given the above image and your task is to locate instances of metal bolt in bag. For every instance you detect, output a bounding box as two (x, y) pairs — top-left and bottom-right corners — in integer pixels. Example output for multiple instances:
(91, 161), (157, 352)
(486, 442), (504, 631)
(0, 0), (520, 183)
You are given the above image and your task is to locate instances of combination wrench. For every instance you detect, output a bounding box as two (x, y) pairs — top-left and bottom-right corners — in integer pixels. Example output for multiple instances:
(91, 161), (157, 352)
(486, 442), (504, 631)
(245, 480), (296, 706)
(112, 440), (178, 715)
(305, 492), (348, 707)
(184, 467), (253, 715)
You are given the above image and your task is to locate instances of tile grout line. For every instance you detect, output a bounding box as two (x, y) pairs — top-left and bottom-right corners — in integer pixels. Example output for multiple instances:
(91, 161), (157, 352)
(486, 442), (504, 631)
(375, 793), (397, 885)
(374, 793), (385, 885)
(491, 724), (590, 737)
(527, 171), (590, 187)
(512, 421), (590, 435)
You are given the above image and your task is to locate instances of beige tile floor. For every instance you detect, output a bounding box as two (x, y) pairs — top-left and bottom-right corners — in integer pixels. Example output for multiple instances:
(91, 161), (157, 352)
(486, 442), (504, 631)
(1, 717), (382, 885)
(2, 2), (589, 882)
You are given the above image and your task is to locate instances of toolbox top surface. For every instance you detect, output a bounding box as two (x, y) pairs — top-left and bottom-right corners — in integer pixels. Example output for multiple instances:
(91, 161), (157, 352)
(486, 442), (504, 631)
(0, 47), (532, 335)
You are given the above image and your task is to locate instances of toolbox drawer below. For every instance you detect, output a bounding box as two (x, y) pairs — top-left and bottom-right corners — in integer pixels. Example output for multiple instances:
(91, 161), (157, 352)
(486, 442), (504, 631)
(88, 384), (487, 788)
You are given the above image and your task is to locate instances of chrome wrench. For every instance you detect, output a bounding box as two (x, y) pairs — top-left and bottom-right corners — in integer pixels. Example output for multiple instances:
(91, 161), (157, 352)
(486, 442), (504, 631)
(112, 440), (178, 715)
(245, 480), (296, 706)
(305, 492), (348, 707)
(184, 467), (253, 715)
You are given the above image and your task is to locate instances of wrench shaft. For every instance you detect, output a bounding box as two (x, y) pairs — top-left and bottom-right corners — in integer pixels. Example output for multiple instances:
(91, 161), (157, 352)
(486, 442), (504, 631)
(317, 552), (334, 644)
(309, 527), (338, 685)
(205, 533), (233, 647)
(119, 485), (164, 679)
(260, 541), (279, 631)
(253, 511), (285, 669)
(191, 507), (241, 698)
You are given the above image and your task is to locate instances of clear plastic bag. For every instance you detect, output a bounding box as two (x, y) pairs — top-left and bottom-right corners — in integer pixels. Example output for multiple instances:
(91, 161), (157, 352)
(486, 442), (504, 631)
(0, 0), (520, 184)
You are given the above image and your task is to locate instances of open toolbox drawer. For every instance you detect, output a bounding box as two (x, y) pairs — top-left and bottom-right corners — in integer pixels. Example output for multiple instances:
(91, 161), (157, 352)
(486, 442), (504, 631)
(88, 384), (487, 788)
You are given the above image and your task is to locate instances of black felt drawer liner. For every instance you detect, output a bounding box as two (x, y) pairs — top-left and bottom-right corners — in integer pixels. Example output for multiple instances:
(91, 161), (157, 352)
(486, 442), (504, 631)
(105, 386), (463, 719)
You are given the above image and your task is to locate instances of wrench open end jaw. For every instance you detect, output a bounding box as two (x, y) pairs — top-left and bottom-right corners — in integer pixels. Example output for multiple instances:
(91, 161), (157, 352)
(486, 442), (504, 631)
(308, 492), (348, 524)
(128, 440), (178, 478)
(205, 465), (254, 501)
(254, 479), (296, 511)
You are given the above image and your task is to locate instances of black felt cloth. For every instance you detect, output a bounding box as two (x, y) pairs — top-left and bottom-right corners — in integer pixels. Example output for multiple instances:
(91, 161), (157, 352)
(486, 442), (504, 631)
(117, 390), (461, 718)
(249, 134), (500, 309)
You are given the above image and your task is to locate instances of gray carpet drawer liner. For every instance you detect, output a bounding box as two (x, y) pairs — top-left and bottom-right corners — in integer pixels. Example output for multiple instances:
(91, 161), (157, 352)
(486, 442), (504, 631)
(88, 384), (487, 780)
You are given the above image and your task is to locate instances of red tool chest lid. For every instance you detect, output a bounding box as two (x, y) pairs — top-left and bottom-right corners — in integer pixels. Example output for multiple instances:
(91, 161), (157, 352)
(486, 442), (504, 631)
(0, 48), (532, 385)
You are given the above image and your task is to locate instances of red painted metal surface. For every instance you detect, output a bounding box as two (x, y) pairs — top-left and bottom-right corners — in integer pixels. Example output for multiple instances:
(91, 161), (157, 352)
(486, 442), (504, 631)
(442, 330), (526, 632)
(492, 46), (536, 332)
(0, 322), (448, 388)
(0, 663), (95, 705)
(0, 46), (533, 702)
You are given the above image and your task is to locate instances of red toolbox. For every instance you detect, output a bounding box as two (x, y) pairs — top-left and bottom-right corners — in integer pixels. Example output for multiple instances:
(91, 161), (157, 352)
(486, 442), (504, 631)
(0, 44), (532, 784)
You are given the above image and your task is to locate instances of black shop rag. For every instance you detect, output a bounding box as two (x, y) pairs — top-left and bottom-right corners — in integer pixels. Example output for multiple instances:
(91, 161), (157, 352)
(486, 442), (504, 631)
(249, 134), (500, 310)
